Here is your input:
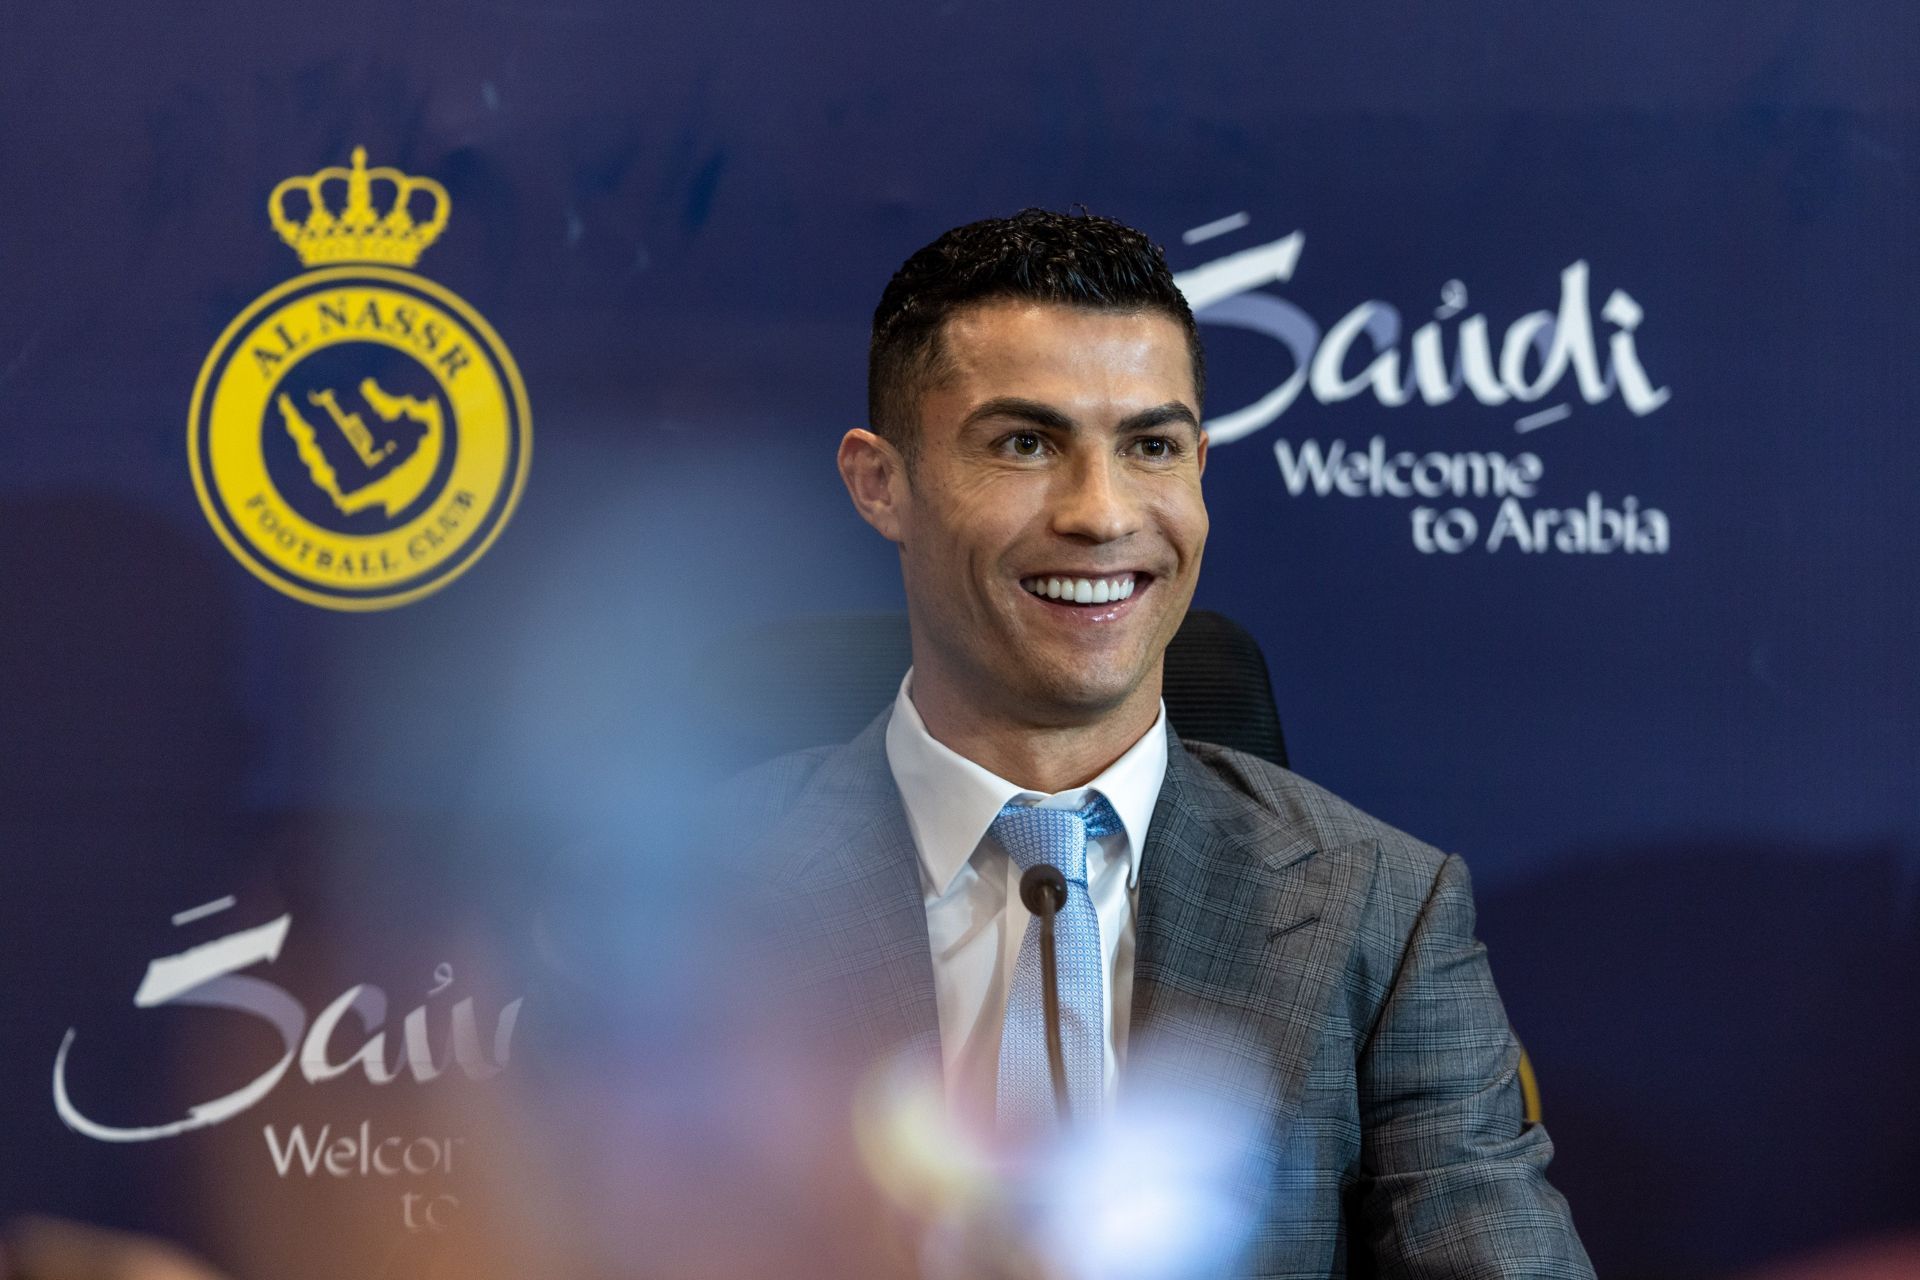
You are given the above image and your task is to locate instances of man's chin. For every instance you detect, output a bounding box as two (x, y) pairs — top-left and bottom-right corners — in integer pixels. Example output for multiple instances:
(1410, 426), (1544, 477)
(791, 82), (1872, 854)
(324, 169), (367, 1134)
(1002, 664), (1159, 729)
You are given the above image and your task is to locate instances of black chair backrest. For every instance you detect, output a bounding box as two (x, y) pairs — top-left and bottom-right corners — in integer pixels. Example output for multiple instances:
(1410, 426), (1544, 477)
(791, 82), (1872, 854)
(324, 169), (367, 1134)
(698, 609), (1288, 772)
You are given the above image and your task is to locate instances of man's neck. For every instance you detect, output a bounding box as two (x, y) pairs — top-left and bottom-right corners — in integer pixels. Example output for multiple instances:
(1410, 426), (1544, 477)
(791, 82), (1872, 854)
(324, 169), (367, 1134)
(906, 669), (1164, 793)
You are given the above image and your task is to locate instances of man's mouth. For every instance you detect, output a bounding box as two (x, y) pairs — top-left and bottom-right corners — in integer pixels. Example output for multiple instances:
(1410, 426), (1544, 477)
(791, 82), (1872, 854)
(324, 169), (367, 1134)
(1018, 572), (1141, 605)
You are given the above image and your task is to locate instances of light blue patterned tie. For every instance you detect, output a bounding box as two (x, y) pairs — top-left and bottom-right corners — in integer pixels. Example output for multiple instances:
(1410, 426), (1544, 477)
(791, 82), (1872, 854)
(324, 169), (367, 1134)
(994, 793), (1120, 1130)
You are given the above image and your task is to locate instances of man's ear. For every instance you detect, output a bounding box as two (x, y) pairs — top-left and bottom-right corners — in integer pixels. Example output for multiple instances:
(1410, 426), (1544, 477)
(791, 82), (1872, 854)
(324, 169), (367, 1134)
(1195, 426), (1208, 477)
(837, 428), (908, 543)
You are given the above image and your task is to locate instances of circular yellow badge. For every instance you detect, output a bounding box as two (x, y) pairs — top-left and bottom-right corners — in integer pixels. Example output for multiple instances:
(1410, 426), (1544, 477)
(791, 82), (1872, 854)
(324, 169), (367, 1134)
(189, 266), (530, 610)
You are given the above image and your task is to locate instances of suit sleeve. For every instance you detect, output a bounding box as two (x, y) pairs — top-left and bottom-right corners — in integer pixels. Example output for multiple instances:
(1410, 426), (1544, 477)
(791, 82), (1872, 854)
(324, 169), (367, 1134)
(1350, 852), (1595, 1279)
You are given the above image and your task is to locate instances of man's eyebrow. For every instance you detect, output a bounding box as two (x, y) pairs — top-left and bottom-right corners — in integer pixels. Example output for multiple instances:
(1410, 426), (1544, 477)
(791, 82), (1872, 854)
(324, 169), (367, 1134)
(961, 397), (1202, 436)
(961, 397), (1077, 433)
(1115, 402), (1203, 436)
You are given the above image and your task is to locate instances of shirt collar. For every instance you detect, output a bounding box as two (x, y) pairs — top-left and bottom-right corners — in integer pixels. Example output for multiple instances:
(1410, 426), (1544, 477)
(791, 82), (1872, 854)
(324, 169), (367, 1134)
(884, 669), (1168, 897)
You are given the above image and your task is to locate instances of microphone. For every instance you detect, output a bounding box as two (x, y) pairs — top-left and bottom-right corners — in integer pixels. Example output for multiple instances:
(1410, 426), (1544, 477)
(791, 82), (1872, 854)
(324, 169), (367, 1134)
(1018, 863), (1067, 915)
(1018, 864), (1071, 1121)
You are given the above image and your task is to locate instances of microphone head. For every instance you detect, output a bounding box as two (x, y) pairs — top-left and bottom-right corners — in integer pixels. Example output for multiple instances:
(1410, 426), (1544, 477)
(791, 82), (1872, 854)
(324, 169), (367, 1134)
(1018, 864), (1068, 915)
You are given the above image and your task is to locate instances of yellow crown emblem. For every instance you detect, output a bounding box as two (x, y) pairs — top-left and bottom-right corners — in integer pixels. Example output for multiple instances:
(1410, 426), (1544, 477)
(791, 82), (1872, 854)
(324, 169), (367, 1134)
(268, 147), (450, 268)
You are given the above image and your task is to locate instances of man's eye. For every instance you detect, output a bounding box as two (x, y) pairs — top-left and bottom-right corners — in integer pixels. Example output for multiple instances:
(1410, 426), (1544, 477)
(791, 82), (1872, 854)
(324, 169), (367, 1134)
(1134, 437), (1177, 459)
(1008, 433), (1043, 456)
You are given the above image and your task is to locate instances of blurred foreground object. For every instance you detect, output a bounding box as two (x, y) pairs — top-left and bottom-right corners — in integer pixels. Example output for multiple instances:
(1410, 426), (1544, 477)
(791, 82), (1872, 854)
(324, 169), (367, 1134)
(1739, 1234), (1920, 1280)
(4, 1217), (230, 1280)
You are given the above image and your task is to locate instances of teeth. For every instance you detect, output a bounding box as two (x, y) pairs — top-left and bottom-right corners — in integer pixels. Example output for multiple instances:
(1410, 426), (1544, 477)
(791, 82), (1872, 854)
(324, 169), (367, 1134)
(1020, 574), (1139, 604)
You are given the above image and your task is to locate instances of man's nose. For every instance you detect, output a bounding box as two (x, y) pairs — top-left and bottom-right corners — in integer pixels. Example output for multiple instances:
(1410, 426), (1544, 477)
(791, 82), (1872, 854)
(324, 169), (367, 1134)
(1049, 452), (1140, 543)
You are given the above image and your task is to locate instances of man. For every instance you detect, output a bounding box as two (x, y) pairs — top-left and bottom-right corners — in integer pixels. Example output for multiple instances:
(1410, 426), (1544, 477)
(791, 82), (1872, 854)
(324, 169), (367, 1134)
(744, 209), (1593, 1278)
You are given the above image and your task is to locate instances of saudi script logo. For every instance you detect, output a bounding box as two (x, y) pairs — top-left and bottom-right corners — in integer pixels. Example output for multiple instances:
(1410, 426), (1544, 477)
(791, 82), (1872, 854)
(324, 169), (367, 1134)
(53, 895), (521, 1143)
(1172, 222), (1669, 446)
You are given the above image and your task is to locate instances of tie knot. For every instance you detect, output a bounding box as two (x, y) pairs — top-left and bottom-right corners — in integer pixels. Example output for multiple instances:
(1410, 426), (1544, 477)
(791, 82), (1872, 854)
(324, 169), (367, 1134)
(990, 794), (1121, 883)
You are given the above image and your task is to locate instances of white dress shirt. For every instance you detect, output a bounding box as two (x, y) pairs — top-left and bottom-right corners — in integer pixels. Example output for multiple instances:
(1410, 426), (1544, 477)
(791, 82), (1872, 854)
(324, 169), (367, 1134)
(882, 671), (1169, 1120)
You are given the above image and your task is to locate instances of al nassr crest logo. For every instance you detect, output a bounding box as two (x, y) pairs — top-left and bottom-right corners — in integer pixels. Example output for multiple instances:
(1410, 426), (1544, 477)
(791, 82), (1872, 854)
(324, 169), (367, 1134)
(189, 148), (530, 610)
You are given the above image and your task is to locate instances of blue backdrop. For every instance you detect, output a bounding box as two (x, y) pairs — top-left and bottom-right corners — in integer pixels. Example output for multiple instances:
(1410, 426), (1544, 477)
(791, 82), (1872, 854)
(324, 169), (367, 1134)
(2, 3), (1915, 1277)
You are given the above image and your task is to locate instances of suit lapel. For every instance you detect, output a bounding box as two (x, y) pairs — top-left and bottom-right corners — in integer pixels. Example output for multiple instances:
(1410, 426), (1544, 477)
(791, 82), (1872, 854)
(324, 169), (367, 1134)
(766, 713), (944, 1079)
(1128, 734), (1379, 1144)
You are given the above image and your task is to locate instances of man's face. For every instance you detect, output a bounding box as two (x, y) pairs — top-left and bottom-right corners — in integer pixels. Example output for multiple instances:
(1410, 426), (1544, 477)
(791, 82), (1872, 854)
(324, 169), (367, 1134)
(876, 300), (1208, 730)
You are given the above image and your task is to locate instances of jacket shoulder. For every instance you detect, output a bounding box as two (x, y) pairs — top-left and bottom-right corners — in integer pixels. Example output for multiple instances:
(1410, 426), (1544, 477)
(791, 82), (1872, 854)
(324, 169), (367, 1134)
(1181, 740), (1444, 859)
(726, 743), (842, 829)
(1176, 738), (1454, 897)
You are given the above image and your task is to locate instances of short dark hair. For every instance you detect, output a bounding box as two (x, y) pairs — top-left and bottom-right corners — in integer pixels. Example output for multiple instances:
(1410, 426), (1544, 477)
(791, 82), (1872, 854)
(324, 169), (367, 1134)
(868, 208), (1204, 463)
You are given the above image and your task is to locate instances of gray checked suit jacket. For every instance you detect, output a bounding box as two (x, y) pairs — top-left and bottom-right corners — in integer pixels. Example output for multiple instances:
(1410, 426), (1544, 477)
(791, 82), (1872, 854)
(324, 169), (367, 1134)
(738, 710), (1594, 1279)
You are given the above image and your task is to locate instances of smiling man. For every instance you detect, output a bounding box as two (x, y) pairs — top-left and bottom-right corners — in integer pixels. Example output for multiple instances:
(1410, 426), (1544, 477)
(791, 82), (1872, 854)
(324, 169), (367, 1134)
(842, 298), (1206, 794)
(749, 210), (1592, 1278)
